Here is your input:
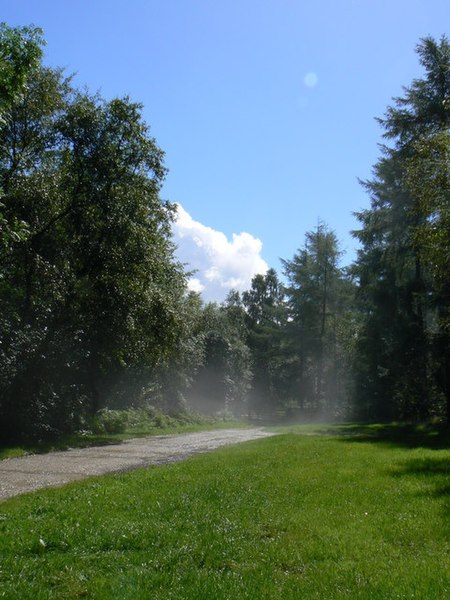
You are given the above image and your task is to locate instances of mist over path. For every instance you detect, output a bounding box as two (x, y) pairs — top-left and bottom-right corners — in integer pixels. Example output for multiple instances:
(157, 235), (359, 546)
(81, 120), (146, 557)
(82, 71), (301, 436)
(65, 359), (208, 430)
(0, 428), (275, 501)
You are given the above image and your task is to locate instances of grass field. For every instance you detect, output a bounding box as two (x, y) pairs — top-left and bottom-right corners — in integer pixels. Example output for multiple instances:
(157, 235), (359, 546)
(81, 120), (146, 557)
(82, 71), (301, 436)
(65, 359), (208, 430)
(0, 424), (449, 598)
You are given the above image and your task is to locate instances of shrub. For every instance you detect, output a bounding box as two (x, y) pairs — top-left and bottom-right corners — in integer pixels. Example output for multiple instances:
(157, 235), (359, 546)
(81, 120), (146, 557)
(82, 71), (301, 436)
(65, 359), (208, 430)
(92, 409), (128, 434)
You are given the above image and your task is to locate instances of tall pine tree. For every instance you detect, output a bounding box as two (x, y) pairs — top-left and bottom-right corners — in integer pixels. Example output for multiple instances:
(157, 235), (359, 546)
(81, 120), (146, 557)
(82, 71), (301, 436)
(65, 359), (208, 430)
(353, 36), (450, 422)
(282, 224), (353, 417)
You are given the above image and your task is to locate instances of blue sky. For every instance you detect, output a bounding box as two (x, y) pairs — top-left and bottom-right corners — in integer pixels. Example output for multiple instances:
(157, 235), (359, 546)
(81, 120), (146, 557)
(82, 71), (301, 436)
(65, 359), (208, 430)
(2, 1), (448, 300)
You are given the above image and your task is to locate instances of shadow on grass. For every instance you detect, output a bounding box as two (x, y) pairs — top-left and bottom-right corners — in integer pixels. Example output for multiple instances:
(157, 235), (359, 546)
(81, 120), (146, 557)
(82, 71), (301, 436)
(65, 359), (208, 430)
(393, 455), (450, 487)
(331, 423), (450, 530)
(393, 455), (450, 534)
(323, 422), (450, 450)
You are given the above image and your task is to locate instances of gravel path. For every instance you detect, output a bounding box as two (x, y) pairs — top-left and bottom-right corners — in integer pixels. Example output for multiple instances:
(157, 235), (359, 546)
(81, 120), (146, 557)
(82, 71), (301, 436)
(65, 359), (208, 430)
(0, 428), (274, 501)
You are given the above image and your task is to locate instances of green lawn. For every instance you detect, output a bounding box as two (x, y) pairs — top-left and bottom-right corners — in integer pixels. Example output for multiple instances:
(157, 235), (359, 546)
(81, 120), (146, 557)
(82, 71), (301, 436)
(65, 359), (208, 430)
(0, 424), (449, 598)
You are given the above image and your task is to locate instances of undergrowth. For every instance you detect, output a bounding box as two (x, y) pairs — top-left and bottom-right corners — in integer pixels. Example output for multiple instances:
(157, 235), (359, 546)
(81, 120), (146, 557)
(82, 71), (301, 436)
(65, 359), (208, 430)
(0, 408), (246, 459)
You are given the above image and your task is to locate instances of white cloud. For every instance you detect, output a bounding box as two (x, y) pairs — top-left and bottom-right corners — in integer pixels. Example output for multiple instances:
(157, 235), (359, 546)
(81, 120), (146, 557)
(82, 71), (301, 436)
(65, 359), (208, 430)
(172, 204), (268, 302)
(186, 277), (205, 294)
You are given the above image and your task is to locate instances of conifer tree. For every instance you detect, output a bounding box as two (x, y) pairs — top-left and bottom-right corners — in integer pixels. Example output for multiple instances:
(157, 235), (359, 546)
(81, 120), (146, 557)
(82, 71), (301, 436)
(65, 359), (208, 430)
(353, 36), (450, 421)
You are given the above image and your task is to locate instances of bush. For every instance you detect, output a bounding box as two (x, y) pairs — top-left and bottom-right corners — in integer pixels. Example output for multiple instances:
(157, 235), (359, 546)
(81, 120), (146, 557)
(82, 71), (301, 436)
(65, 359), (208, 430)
(90, 406), (219, 436)
(92, 409), (128, 434)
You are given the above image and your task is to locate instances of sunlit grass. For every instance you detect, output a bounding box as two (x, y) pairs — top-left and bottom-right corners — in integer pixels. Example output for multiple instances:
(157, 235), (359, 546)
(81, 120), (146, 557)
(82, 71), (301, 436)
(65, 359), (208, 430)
(0, 447), (27, 460)
(1, 428), (449, 598)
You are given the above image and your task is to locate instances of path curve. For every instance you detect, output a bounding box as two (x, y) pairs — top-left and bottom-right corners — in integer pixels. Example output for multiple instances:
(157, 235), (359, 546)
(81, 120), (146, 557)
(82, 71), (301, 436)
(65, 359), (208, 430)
(0, 428), (274, 501)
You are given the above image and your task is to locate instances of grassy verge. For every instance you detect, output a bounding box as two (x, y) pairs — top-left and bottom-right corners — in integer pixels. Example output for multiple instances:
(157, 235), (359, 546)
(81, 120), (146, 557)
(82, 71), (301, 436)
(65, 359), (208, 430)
(0, 424), (449, 598)
(270, 420), (450, 448)
(0, 411), (248, 460)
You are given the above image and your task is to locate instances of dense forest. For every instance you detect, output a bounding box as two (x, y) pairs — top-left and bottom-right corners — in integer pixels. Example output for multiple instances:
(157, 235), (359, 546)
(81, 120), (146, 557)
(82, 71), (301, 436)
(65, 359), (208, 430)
(0, 25), (449, 443)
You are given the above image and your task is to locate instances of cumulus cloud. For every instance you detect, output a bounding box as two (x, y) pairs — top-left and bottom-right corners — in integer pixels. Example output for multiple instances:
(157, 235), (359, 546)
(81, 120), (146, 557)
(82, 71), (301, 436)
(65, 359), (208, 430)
(172, 204), (268, 302)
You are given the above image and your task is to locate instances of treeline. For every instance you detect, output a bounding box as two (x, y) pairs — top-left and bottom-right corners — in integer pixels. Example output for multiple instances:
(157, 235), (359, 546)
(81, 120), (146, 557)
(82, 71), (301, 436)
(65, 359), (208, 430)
(0, 24), (188, 442)
(0, 26), (448, 442)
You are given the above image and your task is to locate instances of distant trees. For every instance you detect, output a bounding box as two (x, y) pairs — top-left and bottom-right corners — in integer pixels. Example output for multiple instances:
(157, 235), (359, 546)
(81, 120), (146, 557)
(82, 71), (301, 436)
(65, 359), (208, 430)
(178, 228), (357, 423)
(185, 294), (252, 418)
(282, 224), (355, 417)
(237, 35), (449, 425)
(242, 269), (287, 417)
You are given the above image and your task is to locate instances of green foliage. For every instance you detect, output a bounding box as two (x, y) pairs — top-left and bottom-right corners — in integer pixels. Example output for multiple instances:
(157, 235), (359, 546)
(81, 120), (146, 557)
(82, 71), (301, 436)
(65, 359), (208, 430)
(0, 23), (45, 249)
(184, 294), (252, 418)
(90, 407), (216, 435)
(1, 27), (448, 442)
(0, 31), (187, 443)
(406, 130), (450, 325)
(242, 269), (287, 417)
(0, 429), (449, 597)
(353, 35), (450, 423)
(282, 223), (355, 417)
(0, 23), (45, 112)
(92, 409), (129, 434)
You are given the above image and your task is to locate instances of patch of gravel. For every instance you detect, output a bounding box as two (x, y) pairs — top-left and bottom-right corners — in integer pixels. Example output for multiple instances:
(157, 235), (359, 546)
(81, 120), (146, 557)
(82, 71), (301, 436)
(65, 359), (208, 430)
(0, 428), (275, 501)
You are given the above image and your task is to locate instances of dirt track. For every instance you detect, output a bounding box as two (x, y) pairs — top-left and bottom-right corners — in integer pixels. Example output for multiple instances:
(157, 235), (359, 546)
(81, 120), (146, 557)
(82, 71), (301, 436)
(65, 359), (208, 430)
(0, 428), (274, 501)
